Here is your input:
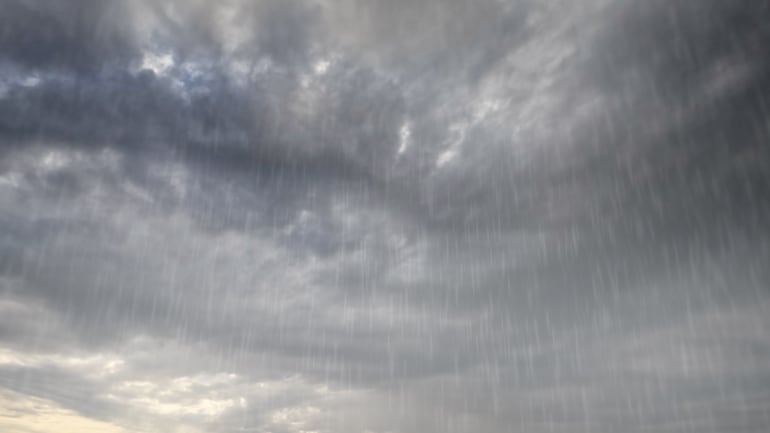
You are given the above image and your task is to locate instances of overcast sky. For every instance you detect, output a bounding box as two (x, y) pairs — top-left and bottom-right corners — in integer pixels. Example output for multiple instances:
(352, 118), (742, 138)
(1, 1), (769, 432)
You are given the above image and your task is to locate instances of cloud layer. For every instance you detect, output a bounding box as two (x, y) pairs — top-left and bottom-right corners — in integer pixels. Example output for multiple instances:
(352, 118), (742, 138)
(1, 1), (769, 432)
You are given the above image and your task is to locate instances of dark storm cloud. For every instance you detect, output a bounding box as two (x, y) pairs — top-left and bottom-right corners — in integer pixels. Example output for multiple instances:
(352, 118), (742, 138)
(1, 1), (770, 433)
(419, 0), (770, 236)
(0, 0), (139, 73)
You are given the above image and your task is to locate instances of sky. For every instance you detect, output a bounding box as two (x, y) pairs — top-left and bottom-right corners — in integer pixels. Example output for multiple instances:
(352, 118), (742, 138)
(0, 0), (769, 432)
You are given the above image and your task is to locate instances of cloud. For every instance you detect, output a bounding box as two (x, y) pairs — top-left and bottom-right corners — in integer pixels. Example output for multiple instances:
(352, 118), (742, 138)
(1, 0), (769, 432)
(0, 0), (140, 74)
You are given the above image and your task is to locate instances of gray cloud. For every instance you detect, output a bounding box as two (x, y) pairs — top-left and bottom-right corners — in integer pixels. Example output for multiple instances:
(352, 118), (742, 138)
(0, 0), (139, 73)
(1, 0), (769, 432)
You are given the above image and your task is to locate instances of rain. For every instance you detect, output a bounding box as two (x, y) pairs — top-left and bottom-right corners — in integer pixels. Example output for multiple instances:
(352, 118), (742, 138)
(1, 0), (769, 432)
